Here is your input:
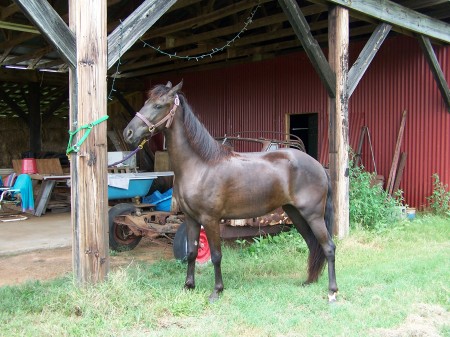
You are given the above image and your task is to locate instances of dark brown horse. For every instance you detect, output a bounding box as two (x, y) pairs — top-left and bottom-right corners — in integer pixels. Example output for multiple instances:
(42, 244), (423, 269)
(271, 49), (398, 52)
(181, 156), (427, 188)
(123, 81), (338, 302)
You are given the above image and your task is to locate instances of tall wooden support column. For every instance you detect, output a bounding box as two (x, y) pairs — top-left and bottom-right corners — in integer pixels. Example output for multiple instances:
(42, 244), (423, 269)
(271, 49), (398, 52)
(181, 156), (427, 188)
(328, 6), (349, 238)
(69, 0), (109, 283)
(28, 82), (41, 154)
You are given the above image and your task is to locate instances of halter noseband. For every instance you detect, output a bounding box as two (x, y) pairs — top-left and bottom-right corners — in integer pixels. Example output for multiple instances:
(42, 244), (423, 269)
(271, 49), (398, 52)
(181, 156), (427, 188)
(135, 94), (180, 135)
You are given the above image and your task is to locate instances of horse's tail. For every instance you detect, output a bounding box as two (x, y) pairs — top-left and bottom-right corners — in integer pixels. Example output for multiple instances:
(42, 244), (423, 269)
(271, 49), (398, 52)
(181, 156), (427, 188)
(307, 168), (334, 283)
(324, 169), (334, 236)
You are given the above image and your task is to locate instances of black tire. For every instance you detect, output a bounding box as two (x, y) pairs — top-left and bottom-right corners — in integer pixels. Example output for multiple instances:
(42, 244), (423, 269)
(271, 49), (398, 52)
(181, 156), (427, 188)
(173, 222), (188, 262)
(109, 203), (142, 252)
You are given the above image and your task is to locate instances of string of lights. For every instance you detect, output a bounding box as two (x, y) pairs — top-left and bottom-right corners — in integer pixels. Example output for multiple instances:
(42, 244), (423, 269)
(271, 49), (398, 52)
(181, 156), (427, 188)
(139, 4), (260, 62)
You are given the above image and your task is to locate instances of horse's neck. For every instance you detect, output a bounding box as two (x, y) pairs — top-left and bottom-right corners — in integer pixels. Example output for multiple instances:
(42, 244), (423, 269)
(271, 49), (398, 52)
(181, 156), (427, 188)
(163, 106), (210, 176)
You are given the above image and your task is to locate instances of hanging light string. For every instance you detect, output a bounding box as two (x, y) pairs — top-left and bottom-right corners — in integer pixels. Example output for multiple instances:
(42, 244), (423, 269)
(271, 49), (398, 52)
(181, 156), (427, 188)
(108, 21), (124, 100)
(139, 4), (260, 62)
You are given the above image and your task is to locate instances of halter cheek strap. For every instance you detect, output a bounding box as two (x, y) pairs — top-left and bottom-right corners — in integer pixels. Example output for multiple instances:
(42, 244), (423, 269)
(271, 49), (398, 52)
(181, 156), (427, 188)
(135, 94), (180, 134)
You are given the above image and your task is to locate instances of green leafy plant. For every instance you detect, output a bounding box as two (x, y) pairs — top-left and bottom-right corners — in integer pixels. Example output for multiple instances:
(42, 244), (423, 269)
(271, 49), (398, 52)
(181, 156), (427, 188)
(349, 162), (404, 231)
(426, 173), (450, 216)
(241, 228), (308, 259)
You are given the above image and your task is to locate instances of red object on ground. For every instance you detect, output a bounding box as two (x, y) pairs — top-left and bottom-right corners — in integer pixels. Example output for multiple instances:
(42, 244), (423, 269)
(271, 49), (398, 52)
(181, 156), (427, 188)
(196, 228), (211, 264)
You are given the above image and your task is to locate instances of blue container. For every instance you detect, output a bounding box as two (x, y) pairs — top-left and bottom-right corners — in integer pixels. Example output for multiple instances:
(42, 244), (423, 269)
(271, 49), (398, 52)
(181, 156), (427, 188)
(108, 179), (154, 200)
(143, 188), (173, 211)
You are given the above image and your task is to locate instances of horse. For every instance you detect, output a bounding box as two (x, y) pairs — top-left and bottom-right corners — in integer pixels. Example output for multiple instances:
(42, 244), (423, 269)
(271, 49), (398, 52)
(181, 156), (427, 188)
(123, 81), (338, 302)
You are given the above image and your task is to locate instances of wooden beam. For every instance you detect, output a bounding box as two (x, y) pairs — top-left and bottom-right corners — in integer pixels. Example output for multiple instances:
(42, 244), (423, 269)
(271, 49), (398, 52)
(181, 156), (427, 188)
(278, 0), (336, 98)
(310, 0), (450, 44)
(0, 86), (28, 123)
(27, 82), (41, 153)
(141, 0), (270, 41)
(0, 68), (67, 85)
(328, 5), (349, 238)
(107, 0), (178, 69)
(111, 90), (135, 117)
(386, 110), (407, 195)
(13, 0), (76, 68)
(69, 0), (109, 284)
(417, 35), (450, 112)
(1, 3), (20, 20)
(348, 23), (391, 97)
(42, 89), (69, 121)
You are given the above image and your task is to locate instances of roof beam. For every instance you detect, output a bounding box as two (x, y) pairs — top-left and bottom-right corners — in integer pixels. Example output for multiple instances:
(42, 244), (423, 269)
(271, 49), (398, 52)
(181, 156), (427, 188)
(348, 23), (391, 96)
(13, 0), (76, 68)
(278, 0), (336, 97)
(311, 0), (450, 44)
(107, 0), (178, 70)
(417, 35), (450, 112)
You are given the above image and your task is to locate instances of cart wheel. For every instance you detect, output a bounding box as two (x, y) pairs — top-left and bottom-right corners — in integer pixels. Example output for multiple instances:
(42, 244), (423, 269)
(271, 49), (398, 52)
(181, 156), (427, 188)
(109, 203), (142, 252)
(196, 228), (211, 264)
(173, 222), (211, 264)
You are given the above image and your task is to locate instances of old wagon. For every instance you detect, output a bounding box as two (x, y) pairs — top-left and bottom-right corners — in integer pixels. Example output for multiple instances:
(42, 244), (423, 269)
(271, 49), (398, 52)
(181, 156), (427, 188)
(108, 133), (305, 263)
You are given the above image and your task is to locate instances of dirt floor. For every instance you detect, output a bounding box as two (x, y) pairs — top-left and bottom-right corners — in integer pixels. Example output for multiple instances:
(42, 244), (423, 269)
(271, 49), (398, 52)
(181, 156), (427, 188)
(0, 237), (174, 287)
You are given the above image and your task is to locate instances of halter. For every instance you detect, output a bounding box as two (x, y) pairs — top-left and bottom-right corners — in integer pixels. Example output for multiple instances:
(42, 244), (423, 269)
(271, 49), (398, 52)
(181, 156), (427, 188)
(135, 94), (180, 135)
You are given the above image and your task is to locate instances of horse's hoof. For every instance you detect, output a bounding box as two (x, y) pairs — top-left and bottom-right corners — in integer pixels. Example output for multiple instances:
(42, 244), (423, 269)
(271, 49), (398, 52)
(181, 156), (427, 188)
(208, 291), (221, 303)
(328, 292), (337, 303)
(184, 283), (195, 291)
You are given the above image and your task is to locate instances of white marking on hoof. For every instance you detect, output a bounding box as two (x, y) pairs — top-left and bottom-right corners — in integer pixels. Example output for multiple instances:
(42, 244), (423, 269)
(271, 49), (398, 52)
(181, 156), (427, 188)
(328, 292), (337, 302)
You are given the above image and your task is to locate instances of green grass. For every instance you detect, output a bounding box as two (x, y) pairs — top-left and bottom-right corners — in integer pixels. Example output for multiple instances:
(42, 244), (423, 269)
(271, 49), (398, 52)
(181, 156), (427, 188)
(1, 215), (449, 337)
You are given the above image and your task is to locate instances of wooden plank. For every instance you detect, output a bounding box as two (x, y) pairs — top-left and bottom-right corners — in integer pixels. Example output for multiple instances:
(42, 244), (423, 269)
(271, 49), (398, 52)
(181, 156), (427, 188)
(278, 0), (336, 98)
(392, 152), (407, 195)
(354, 126), (367, 168)
(13, 0), (76, 68)
(309, 0), (450, 43)
(348, 23), (391, 97)
(107, 0), (178, 69)
(328, 5), (350, 238)
(417, 35), (450, 112)
(70, 0), (109, 284)
(386, 111), (407, 195)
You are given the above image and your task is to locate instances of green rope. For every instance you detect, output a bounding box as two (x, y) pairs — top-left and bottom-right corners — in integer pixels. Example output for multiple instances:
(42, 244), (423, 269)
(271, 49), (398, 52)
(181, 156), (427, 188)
(66, 115), (109, 156)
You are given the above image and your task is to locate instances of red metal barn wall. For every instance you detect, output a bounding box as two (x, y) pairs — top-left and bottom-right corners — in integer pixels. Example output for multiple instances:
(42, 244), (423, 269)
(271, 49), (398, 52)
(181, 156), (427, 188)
(149, 35), (450, 209)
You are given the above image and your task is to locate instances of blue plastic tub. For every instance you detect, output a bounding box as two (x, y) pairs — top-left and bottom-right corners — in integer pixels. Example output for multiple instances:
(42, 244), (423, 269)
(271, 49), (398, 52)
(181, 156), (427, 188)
(108, 178), (154, 200)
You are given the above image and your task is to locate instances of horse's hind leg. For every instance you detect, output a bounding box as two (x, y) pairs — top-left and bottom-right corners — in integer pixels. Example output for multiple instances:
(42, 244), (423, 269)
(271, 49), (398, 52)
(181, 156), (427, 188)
(184, 216), (201, 290)
(282, 205), (338, 300)
(202, 221), (224, 302)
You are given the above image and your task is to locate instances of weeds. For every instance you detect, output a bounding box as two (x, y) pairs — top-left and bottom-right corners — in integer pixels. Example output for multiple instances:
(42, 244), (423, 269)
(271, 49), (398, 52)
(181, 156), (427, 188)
(427, 173), (450, 216)
(349, 163), (404, 232)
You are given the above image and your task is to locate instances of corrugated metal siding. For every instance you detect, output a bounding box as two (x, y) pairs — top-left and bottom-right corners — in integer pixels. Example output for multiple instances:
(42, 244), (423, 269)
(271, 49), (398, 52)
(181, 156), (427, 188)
(150, 35), (450, 209)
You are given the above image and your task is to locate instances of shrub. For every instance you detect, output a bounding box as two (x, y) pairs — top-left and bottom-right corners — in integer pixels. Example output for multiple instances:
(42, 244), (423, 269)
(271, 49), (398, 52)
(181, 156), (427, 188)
(349, 164), (404, 231)
(426, 173), (450, 216)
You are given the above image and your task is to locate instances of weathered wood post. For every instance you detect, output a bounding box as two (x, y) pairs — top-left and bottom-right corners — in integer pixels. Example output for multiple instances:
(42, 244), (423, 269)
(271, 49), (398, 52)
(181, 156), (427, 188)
(69, 0), (109, 283)
(328, 6), (349, 238)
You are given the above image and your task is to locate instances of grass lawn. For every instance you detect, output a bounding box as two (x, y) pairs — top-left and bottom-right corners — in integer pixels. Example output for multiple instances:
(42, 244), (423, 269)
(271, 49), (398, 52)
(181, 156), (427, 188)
(0, 215), (449, 336)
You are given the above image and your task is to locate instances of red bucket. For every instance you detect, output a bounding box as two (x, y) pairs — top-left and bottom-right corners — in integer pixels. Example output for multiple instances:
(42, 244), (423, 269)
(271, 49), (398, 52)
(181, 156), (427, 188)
(22, 158), (38, 174)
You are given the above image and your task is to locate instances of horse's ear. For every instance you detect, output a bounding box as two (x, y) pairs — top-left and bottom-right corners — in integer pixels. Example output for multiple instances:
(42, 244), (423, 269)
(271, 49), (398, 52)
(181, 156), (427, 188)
(169, 80), (183, 95)
(166, 81), (173, 89)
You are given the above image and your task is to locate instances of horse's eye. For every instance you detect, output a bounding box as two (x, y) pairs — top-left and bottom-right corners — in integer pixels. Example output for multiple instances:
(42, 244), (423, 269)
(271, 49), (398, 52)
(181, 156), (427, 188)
(154, 104), (163, 109)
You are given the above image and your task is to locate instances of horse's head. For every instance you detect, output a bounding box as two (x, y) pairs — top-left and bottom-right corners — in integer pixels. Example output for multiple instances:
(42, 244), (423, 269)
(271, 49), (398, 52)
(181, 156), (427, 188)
(123, 80), (183, 145)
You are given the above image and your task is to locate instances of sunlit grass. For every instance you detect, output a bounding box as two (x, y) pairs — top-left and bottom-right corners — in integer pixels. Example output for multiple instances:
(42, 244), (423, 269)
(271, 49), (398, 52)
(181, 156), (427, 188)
(0, 215), (448, 336)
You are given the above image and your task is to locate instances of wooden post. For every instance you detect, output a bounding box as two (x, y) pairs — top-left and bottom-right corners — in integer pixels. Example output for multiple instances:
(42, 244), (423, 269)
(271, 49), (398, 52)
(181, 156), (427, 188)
(27, 82), (41, 154)
(69, 0), (109, 283)
(328, 6), (349, 239)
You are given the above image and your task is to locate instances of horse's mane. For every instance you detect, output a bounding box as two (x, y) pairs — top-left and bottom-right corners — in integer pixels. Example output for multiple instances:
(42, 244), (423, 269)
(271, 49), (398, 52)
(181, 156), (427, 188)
(179, 94), (232, 162)
(148, 84), (232, 163)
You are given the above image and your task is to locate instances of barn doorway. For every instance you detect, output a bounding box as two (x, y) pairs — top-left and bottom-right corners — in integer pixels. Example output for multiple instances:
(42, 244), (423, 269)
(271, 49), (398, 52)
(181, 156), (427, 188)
(288, 113), (318, 159)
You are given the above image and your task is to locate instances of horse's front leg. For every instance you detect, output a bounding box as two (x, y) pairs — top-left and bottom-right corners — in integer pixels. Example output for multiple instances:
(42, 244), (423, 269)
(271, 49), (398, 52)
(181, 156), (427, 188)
(184, 217), (201, 290)
(203, 221), (224, 302)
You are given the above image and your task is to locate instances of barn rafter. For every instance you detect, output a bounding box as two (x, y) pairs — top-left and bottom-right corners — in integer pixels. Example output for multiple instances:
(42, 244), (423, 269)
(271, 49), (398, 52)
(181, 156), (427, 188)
(0, 0), (448, 120)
